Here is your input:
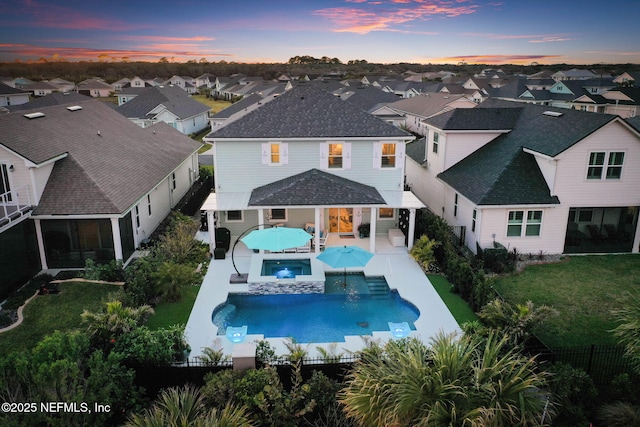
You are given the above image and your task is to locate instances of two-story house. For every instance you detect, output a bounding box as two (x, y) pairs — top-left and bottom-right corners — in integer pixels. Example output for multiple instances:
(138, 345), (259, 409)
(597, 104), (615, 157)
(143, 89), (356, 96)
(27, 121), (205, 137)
(0, 82), (30, 107)
(406, 104), (640, 255)
(0, 99), (200, 296)
(201, 83), (423, 254)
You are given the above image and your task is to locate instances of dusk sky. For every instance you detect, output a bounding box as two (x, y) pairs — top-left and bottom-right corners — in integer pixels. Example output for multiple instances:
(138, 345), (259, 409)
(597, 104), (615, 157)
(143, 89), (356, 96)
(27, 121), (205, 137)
(1, 0), (639, 65)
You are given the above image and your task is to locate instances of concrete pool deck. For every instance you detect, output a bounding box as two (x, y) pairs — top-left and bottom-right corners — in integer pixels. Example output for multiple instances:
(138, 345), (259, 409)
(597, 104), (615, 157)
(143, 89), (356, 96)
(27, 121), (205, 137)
(185, 234), (461, 360)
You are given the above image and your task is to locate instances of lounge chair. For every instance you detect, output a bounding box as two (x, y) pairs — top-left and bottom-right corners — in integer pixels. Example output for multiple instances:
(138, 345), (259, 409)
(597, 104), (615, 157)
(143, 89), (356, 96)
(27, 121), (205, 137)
(295, 240), (311, 253)
(587, 224), (604, 242)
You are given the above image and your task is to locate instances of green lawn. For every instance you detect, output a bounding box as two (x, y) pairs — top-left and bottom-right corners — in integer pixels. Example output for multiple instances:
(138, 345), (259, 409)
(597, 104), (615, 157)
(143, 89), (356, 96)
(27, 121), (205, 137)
(0, 281), (121, 356)
(492, 254), (640, 348)
(146, 285), (200, 330)
(191, 95), (231, 113)
(428, 274), (478, 326)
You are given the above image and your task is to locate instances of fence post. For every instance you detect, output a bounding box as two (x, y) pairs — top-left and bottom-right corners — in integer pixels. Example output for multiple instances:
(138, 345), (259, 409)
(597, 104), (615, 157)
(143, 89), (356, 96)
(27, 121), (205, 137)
(232, 342), (257, 372)
(586, 344), (595, 376)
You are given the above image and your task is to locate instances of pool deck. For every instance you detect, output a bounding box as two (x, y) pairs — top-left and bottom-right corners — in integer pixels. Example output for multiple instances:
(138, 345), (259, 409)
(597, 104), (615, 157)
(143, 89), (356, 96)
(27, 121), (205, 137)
(186, 232), (461, 360)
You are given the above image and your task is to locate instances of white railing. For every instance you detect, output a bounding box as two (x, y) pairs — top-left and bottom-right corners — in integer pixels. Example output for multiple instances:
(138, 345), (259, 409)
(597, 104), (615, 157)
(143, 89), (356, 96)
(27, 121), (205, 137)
(0, 184), (35, 228)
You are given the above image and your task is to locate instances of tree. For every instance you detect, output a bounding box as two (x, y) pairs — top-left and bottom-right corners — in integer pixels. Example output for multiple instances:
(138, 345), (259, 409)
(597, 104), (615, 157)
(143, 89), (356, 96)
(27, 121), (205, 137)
(611, 291), (640, 375)
(339, 333), (552, 426)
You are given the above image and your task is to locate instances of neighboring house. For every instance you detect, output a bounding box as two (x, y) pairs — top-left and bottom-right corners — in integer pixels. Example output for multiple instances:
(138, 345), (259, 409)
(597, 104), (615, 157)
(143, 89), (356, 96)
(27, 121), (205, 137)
(76, 78), (114, 97)
(208, 93), (271, 131)
(163, 75), (198, 94)
(48, 78), (76, 93)
(406, 104), (640, 255)
(613, 71), (640, 87)
(111, 77), (131, 92)
(372, 93), (477, 136)
(601, 87), (640, 118)
(0, 82), (30, 107)
(115, 85), (210, 135)
(201, 83), (423, 254)
(0, 98), (200, 295)
(552, 69), (599, 81)
(28, 81), (57, 97)
(196, 73), (216, 89)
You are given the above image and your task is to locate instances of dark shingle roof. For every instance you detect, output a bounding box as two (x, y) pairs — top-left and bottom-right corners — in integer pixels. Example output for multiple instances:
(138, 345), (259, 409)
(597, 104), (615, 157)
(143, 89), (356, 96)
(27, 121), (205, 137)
(249, 169), (386, 206)
(405, 138), (426, 163)
(425, 107), (522, 131)
(116, 85), (210, 120)
(627, 116), (640, 132)
(210, 93), (264, 119)
(209, 83), (410, 139)
(437, 105), (618, 205)
(0, 99), (200, 215)
(0, 81), (29, 95)
(8, 92), (89, 111)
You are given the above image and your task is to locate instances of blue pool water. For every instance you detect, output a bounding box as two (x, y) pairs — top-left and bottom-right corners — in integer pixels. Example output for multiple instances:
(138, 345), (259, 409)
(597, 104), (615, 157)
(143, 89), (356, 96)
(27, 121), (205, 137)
(212, 273), (419, 343)
(261, 259), (312, 278)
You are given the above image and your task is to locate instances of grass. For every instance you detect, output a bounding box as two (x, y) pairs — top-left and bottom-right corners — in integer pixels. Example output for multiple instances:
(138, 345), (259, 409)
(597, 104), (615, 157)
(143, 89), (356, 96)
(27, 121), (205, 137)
(428, 274), (478, 326)
(146, 285), (200, 330)
(0, 281), (121, 356)
(492, 254), (640, 348)
(191, 95), (231, 113)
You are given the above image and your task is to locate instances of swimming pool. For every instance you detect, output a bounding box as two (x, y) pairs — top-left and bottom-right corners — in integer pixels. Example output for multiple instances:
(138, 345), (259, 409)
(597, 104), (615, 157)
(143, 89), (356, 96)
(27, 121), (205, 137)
(212, 273), (419, 343)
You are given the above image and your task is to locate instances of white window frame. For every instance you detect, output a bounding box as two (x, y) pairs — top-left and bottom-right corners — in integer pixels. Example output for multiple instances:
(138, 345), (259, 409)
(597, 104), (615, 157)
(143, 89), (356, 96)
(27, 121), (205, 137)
(147, 195), (152, 216)
(433, 132), (439, 154)
(262, 142), (288, 166)
(380, 143), (397, 168)
(471, 209), (477, 233)
(507, 210), (543, 237)
(378, 207), (395, 220)
(320, 141), (350, 170)
(268, 208), (287, 222)
(226, 210), (244, 222)
(453, 193), (458, 217)
(587, 151), (625, 180)
(373, 141), (404, 170)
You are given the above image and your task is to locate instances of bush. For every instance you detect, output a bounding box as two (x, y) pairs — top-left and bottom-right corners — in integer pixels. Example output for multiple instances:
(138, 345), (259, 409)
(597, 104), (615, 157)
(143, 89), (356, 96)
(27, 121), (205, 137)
(83, 259), (125, 282)
(113, 325), (188, 365)
(2, 273), (53, 310)
(547, 362), (598, 427)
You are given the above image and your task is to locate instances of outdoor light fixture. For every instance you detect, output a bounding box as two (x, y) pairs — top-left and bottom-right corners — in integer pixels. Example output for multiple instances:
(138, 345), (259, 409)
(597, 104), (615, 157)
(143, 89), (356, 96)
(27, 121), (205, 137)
(226, 325), (247, 343)
(388, 322), (411, 339)
(8, 165), (14, 172)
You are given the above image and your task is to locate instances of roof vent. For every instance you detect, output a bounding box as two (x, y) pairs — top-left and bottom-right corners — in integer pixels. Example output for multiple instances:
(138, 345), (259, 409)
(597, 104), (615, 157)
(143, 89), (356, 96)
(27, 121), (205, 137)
(543, 111), (563, 117)
(24, 112), (45, 119)
(66, 105), (83, 111)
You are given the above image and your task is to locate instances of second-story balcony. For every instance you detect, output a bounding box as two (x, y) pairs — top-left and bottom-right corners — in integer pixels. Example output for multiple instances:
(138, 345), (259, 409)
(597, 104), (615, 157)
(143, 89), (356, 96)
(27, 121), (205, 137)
(0, 184), (35, 233)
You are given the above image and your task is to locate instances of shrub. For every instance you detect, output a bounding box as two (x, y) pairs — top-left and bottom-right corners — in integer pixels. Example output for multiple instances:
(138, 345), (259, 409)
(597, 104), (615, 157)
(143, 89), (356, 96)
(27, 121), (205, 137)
(547, 362), (598, 427)
(152, 261), (201, 303)
(2, 273), (53, 310)
(113, 324), (188, 365)
(409, 235), (440, 271)
(84, 258), (125, 282)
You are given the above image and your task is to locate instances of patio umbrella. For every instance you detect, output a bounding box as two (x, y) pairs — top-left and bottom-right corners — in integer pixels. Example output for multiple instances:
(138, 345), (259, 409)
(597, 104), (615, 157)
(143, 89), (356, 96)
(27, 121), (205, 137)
(317, 245), (374, 285)
(240, 226), (311, 252)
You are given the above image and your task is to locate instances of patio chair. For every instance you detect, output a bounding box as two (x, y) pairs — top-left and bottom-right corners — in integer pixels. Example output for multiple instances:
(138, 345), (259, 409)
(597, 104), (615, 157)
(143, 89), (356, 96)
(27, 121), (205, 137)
(296, 240), (311, 253)
(586, 224), (604, 242)
(318, 230), (327, 250)
(603, 224), (619, 239)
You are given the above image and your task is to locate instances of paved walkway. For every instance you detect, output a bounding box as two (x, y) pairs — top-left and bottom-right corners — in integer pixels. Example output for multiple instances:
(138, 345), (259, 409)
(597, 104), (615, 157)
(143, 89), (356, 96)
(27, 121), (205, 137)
(185, 235), (461, 360)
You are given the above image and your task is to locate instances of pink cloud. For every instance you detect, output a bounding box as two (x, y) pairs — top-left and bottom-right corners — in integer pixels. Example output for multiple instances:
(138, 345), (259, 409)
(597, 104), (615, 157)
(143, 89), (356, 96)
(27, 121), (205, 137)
(463, 32), (572, 42)
(426, 53), (564, 65)
(314, 0), (477, 34)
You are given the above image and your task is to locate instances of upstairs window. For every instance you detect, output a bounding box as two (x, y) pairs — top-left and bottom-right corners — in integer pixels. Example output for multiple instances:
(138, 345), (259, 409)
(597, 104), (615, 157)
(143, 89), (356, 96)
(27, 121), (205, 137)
(381, 143), (396, 168)
(453, 193), (458, 217)
(433, 132), (439, 154)
(328, 143), (343, 168)
(587, 151), (624, 180)
(262, 142), (288, 165)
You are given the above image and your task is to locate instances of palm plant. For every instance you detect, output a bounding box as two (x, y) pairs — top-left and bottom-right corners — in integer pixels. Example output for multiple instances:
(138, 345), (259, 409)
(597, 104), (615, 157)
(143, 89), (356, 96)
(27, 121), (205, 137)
(81, 300), (153, 343)
(478, 298), (558, 347)
(409, 235), (440, 271)
(339, 332), (552, 426)
(611, 291), (640, 375)
(125, 384), (253, 427)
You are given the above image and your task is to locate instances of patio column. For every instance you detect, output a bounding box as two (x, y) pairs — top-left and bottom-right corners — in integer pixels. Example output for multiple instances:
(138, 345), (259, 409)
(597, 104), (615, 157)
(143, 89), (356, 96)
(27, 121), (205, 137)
(110, 217), (124, 261)
(633, 219), (640, 254)
(207, 210), (215, 252)
(34, 218), (48, 270)
(369, 208), (377, 253)
(257, 209), (265, 254)
(407, 208), (416, 250)
(314, 208), (321, 253)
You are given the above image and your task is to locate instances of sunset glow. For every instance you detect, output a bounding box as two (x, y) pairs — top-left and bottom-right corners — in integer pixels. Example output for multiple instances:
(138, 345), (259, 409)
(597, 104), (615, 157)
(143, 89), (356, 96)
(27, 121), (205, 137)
(0, 0), (638, 64)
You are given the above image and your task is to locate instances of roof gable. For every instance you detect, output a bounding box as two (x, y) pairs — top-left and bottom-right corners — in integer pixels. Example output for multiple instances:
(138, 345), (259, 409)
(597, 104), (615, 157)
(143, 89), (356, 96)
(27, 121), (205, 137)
(249, 169), (386, 206)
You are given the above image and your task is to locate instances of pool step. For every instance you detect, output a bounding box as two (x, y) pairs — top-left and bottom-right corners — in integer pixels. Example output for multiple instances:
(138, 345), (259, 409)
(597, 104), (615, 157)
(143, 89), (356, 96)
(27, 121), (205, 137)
(367, 277), (390, 298)
(212, 304), (236, 333)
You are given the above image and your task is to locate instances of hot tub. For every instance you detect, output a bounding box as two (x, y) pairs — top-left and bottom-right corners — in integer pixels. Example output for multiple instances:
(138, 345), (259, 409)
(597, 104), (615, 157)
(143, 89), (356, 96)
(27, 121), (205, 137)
(246, 253), (325, 294)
